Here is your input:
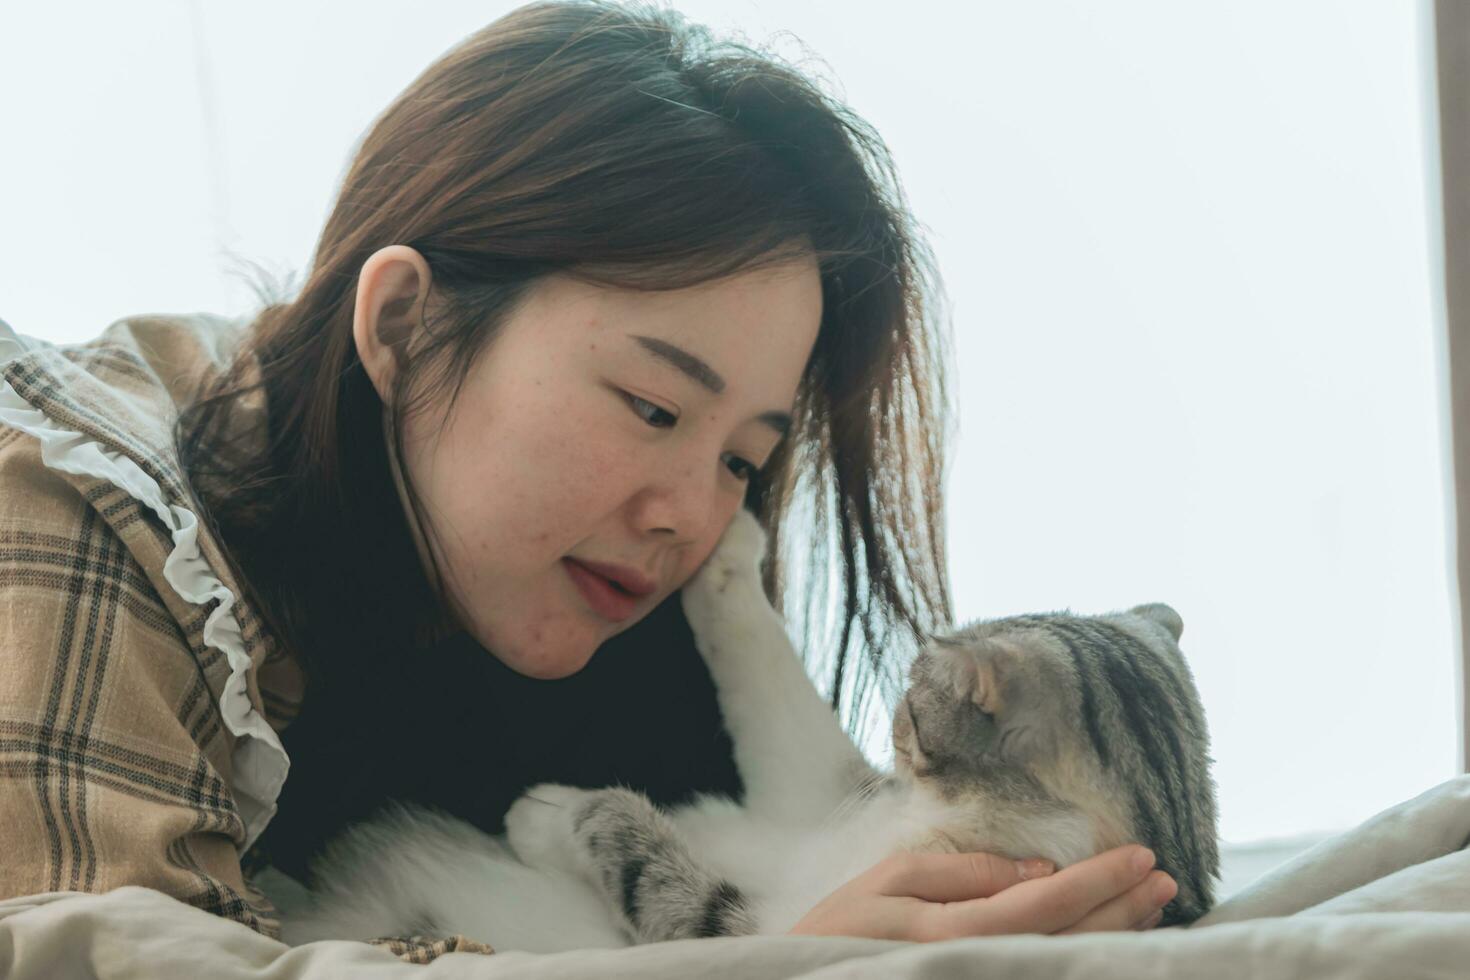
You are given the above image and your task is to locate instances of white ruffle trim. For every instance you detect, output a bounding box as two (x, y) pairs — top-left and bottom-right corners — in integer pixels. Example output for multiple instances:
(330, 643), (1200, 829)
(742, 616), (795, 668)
(0, 319), (287, 850)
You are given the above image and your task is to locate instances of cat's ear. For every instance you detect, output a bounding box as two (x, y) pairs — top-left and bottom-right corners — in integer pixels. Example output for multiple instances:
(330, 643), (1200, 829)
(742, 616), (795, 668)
(928, 633), (1019, 715)
(1129, 602), (1184, 642)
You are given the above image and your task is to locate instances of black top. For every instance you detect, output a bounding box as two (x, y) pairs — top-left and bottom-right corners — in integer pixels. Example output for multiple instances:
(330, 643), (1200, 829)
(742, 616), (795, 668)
(254, 591), (745, 882)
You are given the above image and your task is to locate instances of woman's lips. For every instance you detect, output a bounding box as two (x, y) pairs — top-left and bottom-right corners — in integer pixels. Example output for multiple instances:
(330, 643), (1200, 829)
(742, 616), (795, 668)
(562, 558), (641, 622)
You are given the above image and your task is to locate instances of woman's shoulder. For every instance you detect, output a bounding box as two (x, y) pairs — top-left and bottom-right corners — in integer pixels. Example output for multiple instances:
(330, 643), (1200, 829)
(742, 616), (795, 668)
(0, 403), (185, 616)
(0, 413), (282, 928)
(0, 420), (214, 732)
(0, 310), (290, 851)
(0, 309), (257, 629)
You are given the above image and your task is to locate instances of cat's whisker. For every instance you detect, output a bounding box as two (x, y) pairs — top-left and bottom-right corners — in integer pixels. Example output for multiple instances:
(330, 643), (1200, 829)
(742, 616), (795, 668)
(821, 769), (890, 830)
(821, 787), (865, 829)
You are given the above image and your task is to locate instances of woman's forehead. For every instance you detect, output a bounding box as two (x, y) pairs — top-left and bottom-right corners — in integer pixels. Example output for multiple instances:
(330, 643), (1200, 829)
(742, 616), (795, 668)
(522, 258), (822, 387)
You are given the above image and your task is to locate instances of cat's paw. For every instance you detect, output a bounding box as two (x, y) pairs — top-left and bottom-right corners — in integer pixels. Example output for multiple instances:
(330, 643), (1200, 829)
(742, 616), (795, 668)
(693, 508), (766, 593)
(504, 783), (597, 874)
(682, 508), (767, 627)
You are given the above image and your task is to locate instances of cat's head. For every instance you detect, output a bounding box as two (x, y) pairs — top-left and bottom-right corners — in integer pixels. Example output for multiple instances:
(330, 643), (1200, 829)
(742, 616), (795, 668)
(892, 603), (1219, 924)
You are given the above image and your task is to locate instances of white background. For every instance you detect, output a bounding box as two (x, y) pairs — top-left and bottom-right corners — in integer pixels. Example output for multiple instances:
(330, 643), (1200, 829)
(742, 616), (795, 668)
(0, 0), (1458, 844)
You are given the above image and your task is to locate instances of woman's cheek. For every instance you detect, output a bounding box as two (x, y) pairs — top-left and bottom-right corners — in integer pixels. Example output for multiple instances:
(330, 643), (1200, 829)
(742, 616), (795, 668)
(479, 398), (618, 543)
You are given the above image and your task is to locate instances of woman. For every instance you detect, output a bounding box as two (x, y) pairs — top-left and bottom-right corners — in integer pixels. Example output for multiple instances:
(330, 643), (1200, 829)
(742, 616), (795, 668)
(0, 0), (1175, 959)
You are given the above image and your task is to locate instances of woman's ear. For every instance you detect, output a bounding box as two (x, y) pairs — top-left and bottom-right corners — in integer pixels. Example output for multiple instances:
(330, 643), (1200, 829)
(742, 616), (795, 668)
(352, 244), (434, 405)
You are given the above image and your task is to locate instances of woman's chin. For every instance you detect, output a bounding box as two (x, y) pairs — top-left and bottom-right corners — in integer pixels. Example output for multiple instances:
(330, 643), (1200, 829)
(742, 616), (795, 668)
(473, 621), (601, 680)
(500, 644), (598, 680)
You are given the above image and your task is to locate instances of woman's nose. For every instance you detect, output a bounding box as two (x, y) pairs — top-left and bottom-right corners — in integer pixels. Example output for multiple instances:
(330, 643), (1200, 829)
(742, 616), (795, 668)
(630, 459), (720, 541)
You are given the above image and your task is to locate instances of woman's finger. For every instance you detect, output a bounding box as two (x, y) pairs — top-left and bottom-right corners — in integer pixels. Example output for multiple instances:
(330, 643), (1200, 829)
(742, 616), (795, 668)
(872, 851), (1056, 903)
(927, 844), (1156, 938)
(1054, 870), (1177, 934)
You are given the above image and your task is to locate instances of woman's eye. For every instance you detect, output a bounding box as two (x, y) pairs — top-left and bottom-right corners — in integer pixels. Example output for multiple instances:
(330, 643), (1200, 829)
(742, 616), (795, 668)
(623, 392), (678, 428)
(620, 389), (761, 483)
(722, 452), (759, 482)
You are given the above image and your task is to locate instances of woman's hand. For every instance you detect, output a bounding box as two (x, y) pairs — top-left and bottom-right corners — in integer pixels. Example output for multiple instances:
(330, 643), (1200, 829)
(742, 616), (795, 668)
(787, 844), (1177, 942)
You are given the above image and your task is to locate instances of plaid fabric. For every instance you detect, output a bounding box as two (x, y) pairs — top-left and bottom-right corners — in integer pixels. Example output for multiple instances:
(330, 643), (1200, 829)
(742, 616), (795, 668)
(0, 313), (490, 963)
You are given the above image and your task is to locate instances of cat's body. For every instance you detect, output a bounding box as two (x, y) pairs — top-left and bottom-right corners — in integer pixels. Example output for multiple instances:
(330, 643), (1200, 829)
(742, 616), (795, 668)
(271, 510), (1218, 951)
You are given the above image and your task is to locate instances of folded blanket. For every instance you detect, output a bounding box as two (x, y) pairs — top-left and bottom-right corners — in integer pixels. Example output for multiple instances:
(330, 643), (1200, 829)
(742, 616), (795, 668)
(1, 775), (1466, 979)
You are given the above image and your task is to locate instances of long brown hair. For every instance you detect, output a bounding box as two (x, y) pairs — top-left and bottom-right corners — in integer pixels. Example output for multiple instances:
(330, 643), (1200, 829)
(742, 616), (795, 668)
(176, 0), (953, 735)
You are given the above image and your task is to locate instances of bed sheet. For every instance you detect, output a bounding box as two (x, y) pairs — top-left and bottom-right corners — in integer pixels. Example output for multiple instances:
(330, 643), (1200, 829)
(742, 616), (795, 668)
(2, 775), (1466, 979)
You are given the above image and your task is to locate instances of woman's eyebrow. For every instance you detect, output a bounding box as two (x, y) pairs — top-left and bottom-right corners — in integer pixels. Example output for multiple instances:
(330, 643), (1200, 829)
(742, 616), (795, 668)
(630, 335), (725, 393)
(628, 334), (791, 436)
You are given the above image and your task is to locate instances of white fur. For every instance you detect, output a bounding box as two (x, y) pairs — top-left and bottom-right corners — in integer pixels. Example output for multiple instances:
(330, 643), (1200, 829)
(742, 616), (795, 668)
(273, 804), (628, 951)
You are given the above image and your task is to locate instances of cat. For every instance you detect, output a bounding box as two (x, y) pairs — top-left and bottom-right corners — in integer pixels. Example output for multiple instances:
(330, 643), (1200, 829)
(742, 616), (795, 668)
(269, 507), (1219, 951)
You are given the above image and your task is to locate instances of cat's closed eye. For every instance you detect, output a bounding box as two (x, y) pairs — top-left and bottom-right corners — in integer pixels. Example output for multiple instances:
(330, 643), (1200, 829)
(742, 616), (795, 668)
(994, 723), (1039, 762)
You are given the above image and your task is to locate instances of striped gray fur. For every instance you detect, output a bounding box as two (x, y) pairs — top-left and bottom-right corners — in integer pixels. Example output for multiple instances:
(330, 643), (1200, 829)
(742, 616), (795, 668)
(1040, 616), (1217, 922)
(568, 787), (757, 942)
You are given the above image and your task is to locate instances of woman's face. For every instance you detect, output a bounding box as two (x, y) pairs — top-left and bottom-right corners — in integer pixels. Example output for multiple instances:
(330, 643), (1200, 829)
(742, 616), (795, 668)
(362, 250), (822, 679)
